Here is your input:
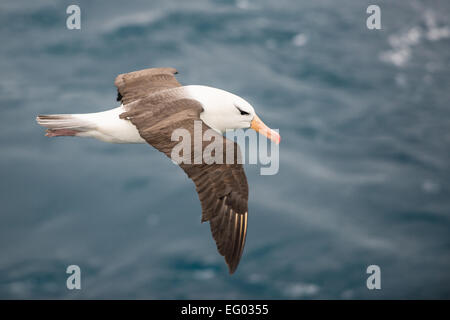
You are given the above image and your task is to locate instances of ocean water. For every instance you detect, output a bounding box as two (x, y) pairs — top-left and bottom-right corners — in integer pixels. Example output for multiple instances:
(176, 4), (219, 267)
(0, 0), (449, 299)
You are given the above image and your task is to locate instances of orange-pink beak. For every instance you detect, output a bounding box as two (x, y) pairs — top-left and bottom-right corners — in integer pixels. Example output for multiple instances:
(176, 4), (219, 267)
(250, 114), (281, 144)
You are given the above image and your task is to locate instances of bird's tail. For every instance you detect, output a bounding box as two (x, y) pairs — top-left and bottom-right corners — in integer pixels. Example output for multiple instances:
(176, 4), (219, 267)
(36, 114), (95, 137)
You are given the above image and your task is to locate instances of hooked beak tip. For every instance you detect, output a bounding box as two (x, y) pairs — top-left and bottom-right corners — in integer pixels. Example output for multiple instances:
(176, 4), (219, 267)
(272, 130), (281, 144)
(251, 114), (280, 144)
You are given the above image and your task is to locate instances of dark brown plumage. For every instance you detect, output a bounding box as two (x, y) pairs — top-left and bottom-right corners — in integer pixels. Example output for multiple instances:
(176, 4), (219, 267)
(115, 68), (249, 274)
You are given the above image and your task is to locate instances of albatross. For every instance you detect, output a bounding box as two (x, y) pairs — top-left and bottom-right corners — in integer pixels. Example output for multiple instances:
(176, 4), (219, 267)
(36, 67), (280, 274)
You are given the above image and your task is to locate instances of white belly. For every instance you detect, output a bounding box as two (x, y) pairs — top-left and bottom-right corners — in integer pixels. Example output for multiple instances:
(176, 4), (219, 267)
(76, 106), (146, 144)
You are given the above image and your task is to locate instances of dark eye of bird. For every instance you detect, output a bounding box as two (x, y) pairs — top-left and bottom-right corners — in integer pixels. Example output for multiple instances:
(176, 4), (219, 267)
(236, 107), (250, 116)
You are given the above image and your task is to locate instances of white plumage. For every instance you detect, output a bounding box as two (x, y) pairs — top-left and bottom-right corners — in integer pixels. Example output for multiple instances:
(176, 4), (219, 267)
(37, 85), (256, 143)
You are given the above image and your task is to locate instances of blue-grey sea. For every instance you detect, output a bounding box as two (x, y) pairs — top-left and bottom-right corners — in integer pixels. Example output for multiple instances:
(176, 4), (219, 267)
(0, 0), (449, 299)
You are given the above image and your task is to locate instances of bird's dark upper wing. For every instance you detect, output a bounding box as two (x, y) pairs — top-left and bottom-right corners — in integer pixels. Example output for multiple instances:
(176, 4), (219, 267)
(114, 67), (181, 105)
(119, 93), (249, 274)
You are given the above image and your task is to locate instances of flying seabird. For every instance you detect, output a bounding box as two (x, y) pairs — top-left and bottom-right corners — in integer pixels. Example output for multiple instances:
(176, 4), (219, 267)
(36, 67), (280, 274)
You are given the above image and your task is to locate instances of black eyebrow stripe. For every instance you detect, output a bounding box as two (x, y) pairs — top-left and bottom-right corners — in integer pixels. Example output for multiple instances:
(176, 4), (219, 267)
(235, 105), (250, 115)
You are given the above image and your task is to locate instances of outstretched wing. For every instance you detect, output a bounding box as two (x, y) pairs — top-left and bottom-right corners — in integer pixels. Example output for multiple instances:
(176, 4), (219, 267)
(182, 161), (248, 274)
(114, 67), (181, 105)
(117, 85), (249, 274)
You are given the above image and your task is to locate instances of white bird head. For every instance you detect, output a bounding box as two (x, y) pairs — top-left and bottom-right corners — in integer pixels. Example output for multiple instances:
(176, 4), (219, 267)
(188, 85), (280, 144)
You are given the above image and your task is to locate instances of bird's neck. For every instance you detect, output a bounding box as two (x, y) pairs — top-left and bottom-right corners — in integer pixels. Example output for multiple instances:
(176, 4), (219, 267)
(185, 85), (238, 133)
